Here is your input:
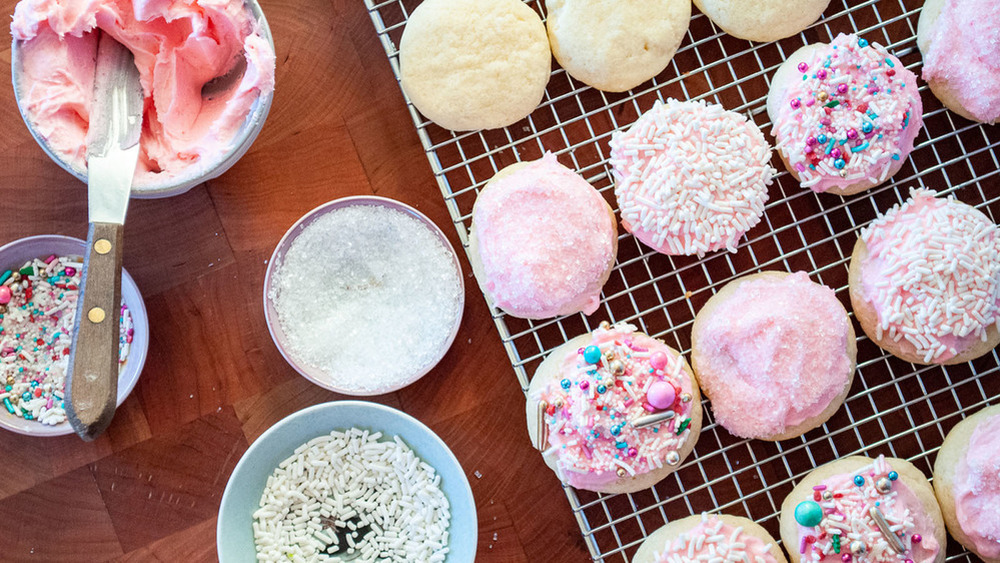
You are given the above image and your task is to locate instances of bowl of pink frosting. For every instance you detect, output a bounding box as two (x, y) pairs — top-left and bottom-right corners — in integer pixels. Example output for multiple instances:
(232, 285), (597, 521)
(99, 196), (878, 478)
(10, 0), (277, 199)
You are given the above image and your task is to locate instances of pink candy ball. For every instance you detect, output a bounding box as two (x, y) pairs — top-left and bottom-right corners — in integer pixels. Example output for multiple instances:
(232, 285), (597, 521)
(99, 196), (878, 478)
(0, 286), (11, 305)
(646, 381), (676, 410)
(649, 351), (669, 371)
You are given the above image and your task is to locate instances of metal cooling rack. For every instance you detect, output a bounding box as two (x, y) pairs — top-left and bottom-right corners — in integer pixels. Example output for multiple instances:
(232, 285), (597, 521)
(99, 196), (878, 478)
(363, 0), (1000, 560)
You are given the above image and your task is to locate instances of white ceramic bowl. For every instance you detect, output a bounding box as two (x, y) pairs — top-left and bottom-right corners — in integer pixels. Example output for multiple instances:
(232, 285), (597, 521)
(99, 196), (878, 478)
(217, 400), (477, 562)
(263, 195), (465, 396)
(10, 0), (274, 199)
(0, 235), (149, 437)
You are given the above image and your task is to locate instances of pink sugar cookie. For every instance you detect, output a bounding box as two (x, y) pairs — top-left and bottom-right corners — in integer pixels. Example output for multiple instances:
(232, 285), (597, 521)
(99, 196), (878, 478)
(525, 322), (702, 494)
(849, 188), (1000, 365)
(767, 33), (923, 196)
(468, 153), (618, 319)
(609, 98), (774, 257)
(690, 271), (857, 441)
(633, 513), (786, 563)
(918, 0), (1000, 124)
(934, 404), (1000, 562)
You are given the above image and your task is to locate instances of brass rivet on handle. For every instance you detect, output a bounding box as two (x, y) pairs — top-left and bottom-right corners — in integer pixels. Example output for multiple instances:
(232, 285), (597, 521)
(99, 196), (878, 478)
(88, 307), (106, 324)
(95, 239), (112, 255)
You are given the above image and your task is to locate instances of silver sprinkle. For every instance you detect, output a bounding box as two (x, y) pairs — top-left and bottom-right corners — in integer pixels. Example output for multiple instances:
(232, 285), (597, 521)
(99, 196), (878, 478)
(609, 360), (625, 375)
(680, 393), (692, 403)
(616, 467), (627, 478)
(850, 540), (866, 555)
(869, 506), (905, 554)
(599, 321), (611, 330)
(822, 491), (833, 501)
(633, 410), (676, 428)
(666, 451), (681, 466)
(875, 477), (892, 494)
(536, 400), (549, 451)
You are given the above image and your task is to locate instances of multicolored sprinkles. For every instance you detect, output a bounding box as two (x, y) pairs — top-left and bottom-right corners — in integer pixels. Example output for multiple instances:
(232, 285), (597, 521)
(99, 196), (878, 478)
(0, 255), (132, 426)
(773, 33), (921, 193)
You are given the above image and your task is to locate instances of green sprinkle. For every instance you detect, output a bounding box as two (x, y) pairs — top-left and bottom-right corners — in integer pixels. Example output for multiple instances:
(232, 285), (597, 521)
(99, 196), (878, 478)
(825, 100), (840, 108)
(19, 266), (33, 276)
(677, 419), (691, 435)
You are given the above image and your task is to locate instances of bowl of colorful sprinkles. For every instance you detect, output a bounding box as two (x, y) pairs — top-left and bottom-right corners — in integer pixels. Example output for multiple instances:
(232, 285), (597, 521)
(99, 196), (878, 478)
(0, 235), (149, 436)
(263, 196), (464, 395)
(217, 400), (476, 562)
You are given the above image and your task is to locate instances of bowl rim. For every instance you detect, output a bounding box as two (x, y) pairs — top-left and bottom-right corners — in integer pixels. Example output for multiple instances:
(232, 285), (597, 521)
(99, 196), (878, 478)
(262, 195), (466, 396)
(9, 0), (275, 199)
(0, 234), (150, 437)
(216, 400), (478, 562)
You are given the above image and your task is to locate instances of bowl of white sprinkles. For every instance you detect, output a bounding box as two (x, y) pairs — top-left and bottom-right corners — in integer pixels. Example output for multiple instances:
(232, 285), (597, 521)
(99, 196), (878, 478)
(264, 196), (465, 395)
(0, 235), (149, 437)
(217, 400), (476, 562)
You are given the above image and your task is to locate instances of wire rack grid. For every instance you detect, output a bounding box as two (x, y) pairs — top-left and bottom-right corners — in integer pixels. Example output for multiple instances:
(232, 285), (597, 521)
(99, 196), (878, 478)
(362, 0), (1000, 560)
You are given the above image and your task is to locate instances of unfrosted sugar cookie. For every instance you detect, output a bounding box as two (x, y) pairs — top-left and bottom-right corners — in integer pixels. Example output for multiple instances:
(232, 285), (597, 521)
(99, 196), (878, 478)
(690, 271), (856, 441)
(633, 513), (787, 563)
(468, 153), (618, 319)
(849, 188), (1000, 365)
(545, 0), (691, 92)
(399, 0), (551, 131)
(767, 34), (923, 196)
(933, 405), (1000, 562)
(780, 455), (946, 563)
(693, 0), (831, 42)
(918, 0), (1000, 124)
(609, 98), (774, 257)
(525, 322), (702, 494)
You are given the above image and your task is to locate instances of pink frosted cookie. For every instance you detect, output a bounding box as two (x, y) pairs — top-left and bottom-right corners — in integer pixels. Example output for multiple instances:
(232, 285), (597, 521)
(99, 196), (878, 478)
(469, 153), (618, 319)
(849, 188), (1000, 365)
(609, 98), (774, 257)
(633, 513), (787, 563)
(933, 404), (1000, 562)
(780, 455), (946, 563)
(918, 0), (1000, 124)
(766, 33), (923, 196)
(525, 322), (703, 494)
(690, 271), (856, 441)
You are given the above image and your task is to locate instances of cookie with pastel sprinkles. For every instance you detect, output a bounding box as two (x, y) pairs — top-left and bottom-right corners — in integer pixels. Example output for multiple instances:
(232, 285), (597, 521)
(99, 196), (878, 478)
(525, 322), (702, 494)
(767, 33), (923, 196)
(634, 513), (787, 563)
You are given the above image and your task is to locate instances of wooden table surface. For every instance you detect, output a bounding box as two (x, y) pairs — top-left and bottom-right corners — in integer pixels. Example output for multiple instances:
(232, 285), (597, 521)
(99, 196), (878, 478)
(0, 0), (591, 560)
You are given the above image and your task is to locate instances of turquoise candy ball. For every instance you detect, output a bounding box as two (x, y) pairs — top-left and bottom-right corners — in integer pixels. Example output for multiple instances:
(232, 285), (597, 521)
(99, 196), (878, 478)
(795, 500), (824, 527)
(583, 345), (602, 364)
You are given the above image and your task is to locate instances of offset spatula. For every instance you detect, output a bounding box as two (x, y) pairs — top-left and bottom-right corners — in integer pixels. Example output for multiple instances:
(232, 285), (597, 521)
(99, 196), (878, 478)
(66, 32), (143, 441)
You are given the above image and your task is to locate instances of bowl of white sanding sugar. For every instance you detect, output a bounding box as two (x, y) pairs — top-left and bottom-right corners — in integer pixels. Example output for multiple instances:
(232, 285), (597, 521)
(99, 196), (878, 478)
(264, 196), (464, 395)
(217, 400), (476, 562)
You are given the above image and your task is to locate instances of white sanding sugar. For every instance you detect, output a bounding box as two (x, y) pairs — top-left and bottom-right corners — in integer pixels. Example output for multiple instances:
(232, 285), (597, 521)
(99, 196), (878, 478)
(252, 428), (451, 562)
(269, 205), (462, 393)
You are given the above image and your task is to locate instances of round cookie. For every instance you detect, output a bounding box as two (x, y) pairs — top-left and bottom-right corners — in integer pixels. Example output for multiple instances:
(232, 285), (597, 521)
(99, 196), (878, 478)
(690, 271), (857, 441)
(526, 322), (703, 494)
(693, 0), (831, 42)
(609, 98), (774, 257)
(545, 0), (691, 92)
(780, 455), (946, 563)
(398, 0), (551, 131)
(848, 188), (1000, 365)
(917, 0), (1000, 124)
(468, 153), (618, 319)
(634, 513), (787, 563)
(767, 33), (923, 196)
(933, 405), (1000, 562)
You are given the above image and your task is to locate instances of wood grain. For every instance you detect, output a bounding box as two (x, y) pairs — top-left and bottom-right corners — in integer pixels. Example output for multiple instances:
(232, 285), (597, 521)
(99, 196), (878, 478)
(0, 0), (590, 560)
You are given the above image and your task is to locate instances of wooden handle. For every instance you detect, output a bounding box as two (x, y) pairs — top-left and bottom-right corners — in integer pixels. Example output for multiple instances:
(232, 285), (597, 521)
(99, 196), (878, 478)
(66, 222), (124, 441)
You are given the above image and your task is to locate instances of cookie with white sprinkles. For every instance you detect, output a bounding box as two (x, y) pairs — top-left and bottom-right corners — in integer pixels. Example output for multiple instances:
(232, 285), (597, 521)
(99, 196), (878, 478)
(609, 98), (775, 257)
(633, 513), (787, 563)
(525, 322), (702, 494)
(848, 188), (1000, 365)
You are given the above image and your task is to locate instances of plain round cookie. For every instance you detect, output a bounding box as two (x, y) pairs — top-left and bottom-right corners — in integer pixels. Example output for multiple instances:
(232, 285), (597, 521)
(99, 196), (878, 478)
(848, 237), (1000, 366)
(690, 271), (857, 441)
(633, 514), (787, 563)
(398, 0), (551, 131)
(934, 405), (1000, 562)
(545, 0), (691, 92)
(526, 331), (703, 494)
(467, 156), (618, 319)
(779, 456), (947, 563)
(693, 0), (831, 42)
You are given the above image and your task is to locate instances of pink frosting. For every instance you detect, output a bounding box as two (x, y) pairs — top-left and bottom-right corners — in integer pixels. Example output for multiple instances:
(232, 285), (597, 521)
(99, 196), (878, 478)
(473, 153), (616, 319)
(11, 0), (276, 188)
(922, 0), (1000, 123)
(694, 272), (851, 439)
(953, 412), (1000, 559)
(795, 456), (940, 563)
(859, 188), (1000, 364)
(771, 33), (923, 193)
(533, 323), (696, 490)
(651, 514), (776, 563)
